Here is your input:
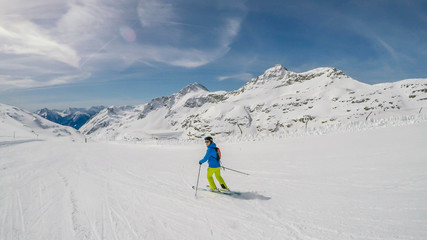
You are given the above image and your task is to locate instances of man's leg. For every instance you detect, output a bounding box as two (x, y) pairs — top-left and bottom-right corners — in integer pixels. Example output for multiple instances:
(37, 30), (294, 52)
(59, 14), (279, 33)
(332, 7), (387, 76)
(207, 168), (217, 189)
(213, 168), (228, 189)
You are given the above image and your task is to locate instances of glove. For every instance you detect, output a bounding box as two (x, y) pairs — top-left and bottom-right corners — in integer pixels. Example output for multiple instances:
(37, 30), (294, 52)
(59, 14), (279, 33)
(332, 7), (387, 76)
(199, 161), (202, 165)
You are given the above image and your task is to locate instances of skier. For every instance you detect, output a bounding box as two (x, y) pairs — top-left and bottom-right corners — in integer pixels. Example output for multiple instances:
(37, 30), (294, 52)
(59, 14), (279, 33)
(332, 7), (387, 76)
(199, 136), (229, 192)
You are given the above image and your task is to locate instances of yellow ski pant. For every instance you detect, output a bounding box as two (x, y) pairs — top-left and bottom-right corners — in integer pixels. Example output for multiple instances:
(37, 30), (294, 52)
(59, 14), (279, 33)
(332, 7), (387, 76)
(207, 167), (228, 189)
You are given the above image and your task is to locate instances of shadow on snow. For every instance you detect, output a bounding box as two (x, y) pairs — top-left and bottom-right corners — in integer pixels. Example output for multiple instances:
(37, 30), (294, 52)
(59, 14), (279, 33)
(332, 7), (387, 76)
(231, 191), (271, 200)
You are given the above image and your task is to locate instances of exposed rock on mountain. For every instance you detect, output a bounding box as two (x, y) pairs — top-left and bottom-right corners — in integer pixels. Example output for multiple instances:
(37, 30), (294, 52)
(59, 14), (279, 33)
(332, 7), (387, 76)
(80, 65), (427, 141)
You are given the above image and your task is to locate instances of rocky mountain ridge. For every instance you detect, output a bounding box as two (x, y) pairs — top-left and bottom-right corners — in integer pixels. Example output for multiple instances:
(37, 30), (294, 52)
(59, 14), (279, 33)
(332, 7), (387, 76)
(80, 65), (427, 141)
(35, 106), (105, 129)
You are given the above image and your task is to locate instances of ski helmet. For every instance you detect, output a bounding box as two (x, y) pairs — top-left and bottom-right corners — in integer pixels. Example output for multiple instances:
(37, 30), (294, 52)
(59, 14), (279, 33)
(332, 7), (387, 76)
(204, 136), (213, 143)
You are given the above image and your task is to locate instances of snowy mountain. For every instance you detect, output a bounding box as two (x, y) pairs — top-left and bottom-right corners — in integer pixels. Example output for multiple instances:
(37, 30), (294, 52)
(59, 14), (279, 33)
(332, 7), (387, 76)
(0, 103), (83, 141)
(35, 106), (105, 129)
(80, 65), (427, 141)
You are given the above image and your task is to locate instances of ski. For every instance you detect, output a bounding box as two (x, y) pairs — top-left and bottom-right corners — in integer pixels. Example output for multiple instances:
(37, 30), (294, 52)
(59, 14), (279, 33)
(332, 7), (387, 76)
(192, 186), (239, 196)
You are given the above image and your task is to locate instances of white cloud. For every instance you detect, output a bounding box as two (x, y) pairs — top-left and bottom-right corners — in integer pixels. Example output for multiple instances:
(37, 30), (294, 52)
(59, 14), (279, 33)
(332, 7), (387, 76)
(0, 73), (91, 90)
(0, 0), (68, 20)
(0, 20), (80, 68)
(0, 0), (247, 89)
(376, 37), (398, 61)
(137, 0), (176, 27)
(218, 73), (253, 82)
(132, 0), (246, 68)
(219, 18), (242, 47)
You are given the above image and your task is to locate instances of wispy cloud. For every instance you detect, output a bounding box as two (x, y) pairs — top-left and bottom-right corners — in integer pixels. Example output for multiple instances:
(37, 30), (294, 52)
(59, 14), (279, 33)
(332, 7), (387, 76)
(0, 20), (80, 68)
(0, 0), (247, 90)
(375, 37), (398, 61)
(137, 0), (176, 27)
(0, 73), (91, 90)
(132, 0), (246, 68)
(218, 73), (253, 82)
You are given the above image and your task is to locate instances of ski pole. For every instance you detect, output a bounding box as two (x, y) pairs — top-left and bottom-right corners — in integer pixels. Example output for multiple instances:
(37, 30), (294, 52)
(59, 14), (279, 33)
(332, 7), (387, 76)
(222, 166), (250, 175)
(195, 164), (202, 197)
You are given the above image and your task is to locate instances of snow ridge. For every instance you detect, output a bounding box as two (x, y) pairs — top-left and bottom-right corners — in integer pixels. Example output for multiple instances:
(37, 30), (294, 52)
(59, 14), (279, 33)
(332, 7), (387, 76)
(80, 65), (427, 141)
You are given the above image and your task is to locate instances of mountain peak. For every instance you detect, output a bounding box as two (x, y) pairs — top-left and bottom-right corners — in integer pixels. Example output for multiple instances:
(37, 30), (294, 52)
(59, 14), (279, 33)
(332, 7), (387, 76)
(239, 64), (289, 89)
(178, 83), (209, 96)
(263, 64), (288, 77)
(267, 64), (288, 71)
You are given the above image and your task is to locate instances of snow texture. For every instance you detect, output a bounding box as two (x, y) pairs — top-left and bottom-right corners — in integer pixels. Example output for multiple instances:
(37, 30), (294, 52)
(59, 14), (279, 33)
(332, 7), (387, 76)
(0, 122), (426, 239)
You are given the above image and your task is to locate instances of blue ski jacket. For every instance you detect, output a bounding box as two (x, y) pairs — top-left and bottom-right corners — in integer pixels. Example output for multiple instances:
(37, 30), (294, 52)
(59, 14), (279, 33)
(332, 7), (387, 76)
(199, 142), (221, 168)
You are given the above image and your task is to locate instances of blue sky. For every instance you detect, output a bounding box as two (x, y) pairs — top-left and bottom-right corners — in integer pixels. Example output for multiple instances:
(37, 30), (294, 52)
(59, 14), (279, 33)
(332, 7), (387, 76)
(0, 0), (426, 111)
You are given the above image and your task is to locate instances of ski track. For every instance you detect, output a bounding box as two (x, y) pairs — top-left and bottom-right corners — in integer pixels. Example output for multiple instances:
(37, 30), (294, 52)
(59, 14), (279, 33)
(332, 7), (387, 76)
(1, 123), (427, 239)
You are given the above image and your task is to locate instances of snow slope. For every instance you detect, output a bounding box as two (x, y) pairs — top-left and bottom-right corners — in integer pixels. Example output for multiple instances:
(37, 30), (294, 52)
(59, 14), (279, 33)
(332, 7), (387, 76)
(80, 65), (427, 141)
(0, 103), (83, 141)
(1, 122), (426, 239)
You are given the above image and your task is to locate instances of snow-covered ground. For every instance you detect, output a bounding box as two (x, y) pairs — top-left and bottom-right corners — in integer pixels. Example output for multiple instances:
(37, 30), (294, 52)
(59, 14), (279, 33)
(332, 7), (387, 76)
(1, 122), (426, 240)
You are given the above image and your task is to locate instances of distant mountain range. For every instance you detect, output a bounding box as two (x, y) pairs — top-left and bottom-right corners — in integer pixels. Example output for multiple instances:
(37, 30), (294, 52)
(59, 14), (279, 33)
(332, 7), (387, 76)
(0, 103), (82, 141)
(35, 106), (105, 129)
(79, 65), (427, 141)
